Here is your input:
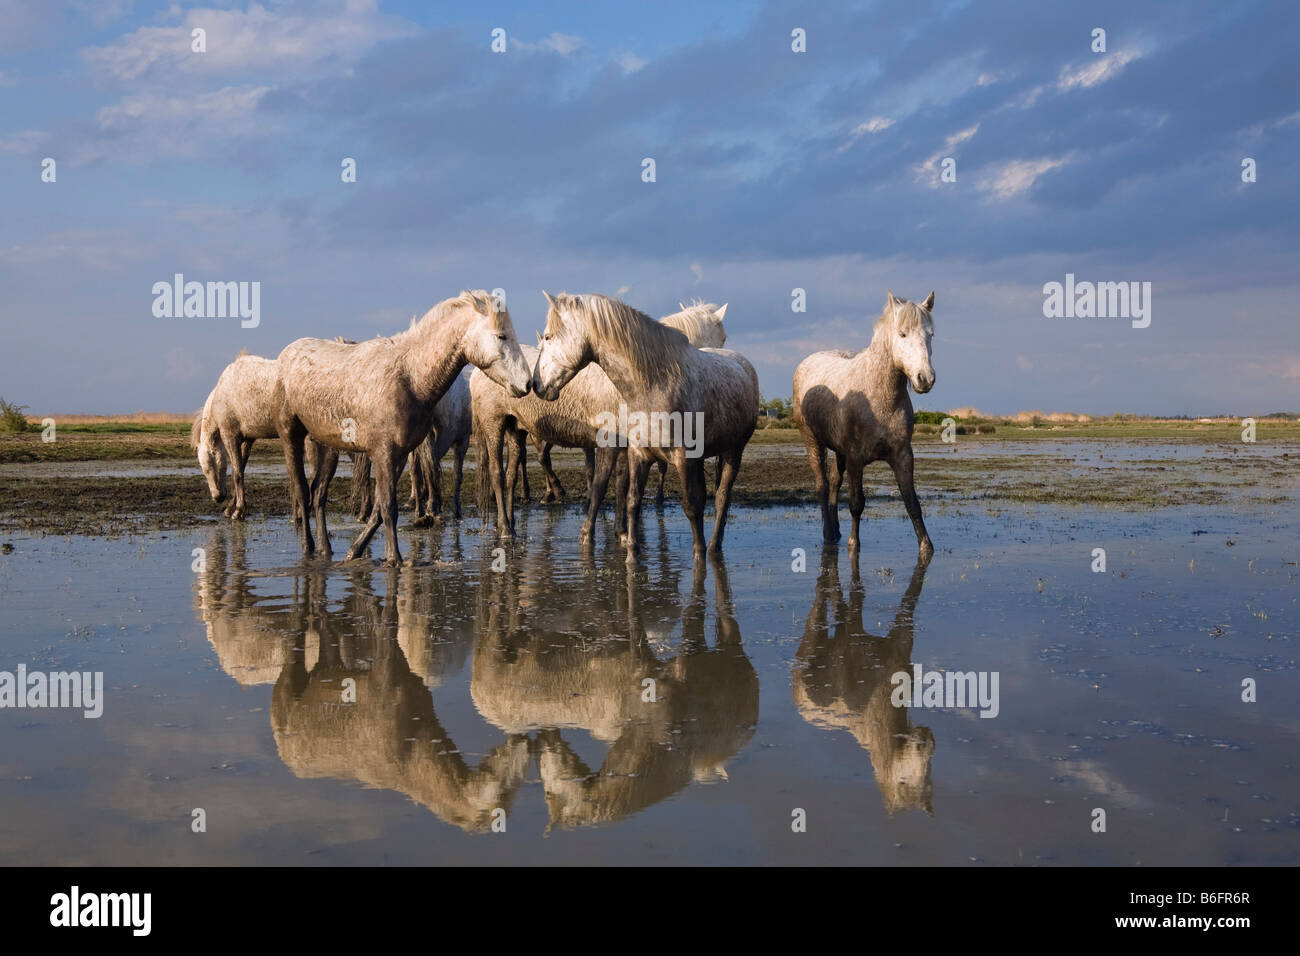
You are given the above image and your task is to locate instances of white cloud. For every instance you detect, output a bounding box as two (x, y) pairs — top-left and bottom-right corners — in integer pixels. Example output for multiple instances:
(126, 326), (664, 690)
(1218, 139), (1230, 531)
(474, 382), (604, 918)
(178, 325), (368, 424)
(82, 86), (274, 162)
(541, 32), (583, 55)
(836, 116), (894, 153)
(977, 155), (1071, 200)
(1057, 50), (1139, 92)
(0, 130), (45, 154)
(914, 124), (979, 187)
(81, 1), (413, 83)
(616, 52), (646, 74)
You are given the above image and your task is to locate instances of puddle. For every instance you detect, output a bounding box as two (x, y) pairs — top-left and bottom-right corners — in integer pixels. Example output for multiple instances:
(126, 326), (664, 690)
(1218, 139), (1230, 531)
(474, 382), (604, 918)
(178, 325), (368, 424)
(0, 496), (1296, 864)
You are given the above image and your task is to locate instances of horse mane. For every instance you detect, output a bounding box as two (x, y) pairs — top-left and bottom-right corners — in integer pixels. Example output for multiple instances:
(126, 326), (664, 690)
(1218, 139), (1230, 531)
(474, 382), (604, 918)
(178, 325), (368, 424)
(190, 409), (204, 448)
(569, 293), (688, 372)
(400, 290), (499, 343)
(873, 296), (933, 337)
(661, 301), (726, 347)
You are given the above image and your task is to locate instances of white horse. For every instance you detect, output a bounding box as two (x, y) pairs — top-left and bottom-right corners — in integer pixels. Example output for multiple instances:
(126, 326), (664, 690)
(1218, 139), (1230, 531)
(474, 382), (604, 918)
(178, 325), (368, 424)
(531, 293), (758, 562)
(792, 290), (936, 561)
(473, 302), (729, 541)
(273, 290), (530, 564)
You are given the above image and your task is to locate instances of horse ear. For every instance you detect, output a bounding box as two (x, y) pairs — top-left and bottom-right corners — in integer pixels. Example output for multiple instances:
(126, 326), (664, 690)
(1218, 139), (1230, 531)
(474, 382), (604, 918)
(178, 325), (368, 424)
(886, 289), (896, 308)
(714, 302), (728, 321)
(535, 329), (542, 344)
(542, 290), (557, 309)
(679, 301), (686, 311)
(922, 291), (935, 311)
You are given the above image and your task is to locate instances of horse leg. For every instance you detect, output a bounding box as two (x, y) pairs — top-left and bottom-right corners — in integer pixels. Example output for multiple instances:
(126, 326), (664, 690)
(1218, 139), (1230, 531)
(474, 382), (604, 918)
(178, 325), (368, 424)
(451, 437), (467, 519)
(830, 450), (845, 518)
(351, 453), (373, 522)
(804, 439), (838, 543)
(889, 446), (934, 563)
(409, 438), (430, 526)
(519, 435), (533, 503)
(846, 462), (866, 552)
(281, 423), (315, 556)
(429, 446), (444, 518)
(487, 426), (514, 539)
(344, 484), (384, 561)
(583, 447), (595, 498)
(504, 430), (526, 529)
(623, 451), (653, 563)
(653, 459), (668, 508)
(504, 431), (520, 504)
(581, 446), (617, 540)
(614, 451), (629, 532)
(539, 440), (564, 503)
(677, 453), (707, 561)
(708, 447), (743, 553)
(310, 442), (338, 558)
(221, 427), (245, 519)
(375, 449), (404, 565)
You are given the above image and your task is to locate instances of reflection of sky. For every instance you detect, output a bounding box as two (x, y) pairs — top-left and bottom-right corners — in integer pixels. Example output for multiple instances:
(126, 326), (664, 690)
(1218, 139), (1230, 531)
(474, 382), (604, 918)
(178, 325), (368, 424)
(0, 496), (1295, 863)
(2, 1), (1296, 416)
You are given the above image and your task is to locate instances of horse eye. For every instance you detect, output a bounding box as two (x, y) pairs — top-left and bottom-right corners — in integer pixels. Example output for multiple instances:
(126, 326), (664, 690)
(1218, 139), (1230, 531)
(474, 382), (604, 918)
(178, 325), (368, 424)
(497, 333), (507, 341)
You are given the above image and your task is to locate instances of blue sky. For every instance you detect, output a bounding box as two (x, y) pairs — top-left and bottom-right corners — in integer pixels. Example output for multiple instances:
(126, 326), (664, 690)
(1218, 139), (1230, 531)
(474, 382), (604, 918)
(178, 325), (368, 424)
(1, 0), (1297, 416)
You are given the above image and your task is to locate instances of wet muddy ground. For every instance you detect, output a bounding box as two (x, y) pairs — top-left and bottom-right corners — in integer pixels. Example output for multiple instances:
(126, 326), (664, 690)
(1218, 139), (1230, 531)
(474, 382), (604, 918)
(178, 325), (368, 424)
(0, 439), (1296, 864)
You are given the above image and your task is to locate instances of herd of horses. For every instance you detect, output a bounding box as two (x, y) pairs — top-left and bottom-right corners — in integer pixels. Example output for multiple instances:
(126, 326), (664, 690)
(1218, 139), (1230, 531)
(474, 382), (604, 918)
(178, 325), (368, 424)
(192, 288), (938, 565)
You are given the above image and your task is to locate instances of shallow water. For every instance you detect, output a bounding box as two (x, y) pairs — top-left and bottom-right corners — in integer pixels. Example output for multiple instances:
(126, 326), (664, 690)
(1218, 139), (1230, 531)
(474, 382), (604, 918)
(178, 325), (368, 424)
(0, 492), (1296, 865)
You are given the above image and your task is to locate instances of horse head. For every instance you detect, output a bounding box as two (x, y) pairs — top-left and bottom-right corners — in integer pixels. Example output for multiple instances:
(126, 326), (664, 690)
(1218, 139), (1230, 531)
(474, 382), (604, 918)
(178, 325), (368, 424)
(195, 418), (228, 503)
(532, 291), (595, 401)
(460, 290), (531, 398)
(884, 290), (936, 394)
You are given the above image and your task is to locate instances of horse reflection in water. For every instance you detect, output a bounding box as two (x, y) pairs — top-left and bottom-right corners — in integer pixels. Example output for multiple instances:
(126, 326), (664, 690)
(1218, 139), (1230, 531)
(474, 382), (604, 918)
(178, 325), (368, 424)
(193, 523), (303, 686)
(471, 522), (758, 829)
(794, 551), (934, 814)
(270, 568), (530, 833)
(193, 516), (757, 832)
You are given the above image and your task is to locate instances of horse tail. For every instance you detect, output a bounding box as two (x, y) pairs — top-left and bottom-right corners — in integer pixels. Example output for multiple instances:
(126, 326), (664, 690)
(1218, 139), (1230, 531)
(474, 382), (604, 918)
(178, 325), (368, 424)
(189, 409), (204, 449)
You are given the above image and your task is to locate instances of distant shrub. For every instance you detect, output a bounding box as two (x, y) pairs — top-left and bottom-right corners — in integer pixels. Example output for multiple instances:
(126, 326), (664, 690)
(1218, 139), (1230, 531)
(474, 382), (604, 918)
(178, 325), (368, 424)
(0, 397), (31, 433)
(914, 410), (948, 425)
(976, 424), (997, 434)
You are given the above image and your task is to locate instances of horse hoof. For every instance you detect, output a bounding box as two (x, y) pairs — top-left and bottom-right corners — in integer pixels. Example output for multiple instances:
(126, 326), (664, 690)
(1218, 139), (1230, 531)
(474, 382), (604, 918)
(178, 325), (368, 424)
(847, 537), (860, 551)
(919, 540), (935, 563)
